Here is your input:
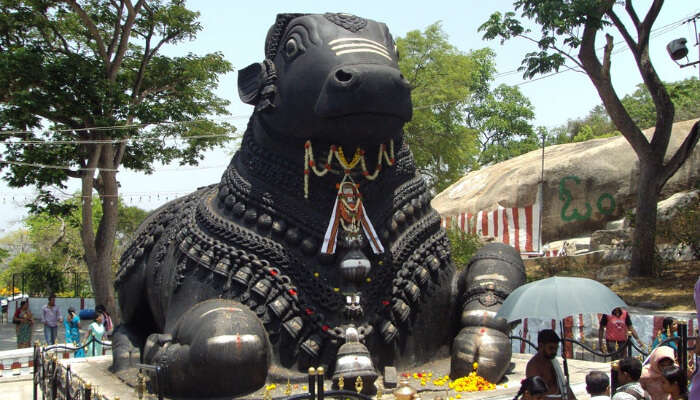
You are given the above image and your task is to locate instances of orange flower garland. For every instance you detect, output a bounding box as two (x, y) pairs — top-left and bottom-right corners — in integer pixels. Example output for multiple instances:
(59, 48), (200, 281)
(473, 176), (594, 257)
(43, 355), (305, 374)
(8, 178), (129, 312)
(303, 140), (395, 198)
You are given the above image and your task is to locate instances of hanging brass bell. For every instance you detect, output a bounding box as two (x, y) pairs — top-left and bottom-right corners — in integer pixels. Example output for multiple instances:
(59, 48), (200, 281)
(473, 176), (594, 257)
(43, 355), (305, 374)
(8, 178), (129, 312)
(332, 327), (377, 394)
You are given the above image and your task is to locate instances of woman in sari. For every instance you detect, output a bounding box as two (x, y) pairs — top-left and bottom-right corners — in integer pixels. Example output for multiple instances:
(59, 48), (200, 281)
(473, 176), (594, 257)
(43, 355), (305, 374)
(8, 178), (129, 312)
(63, 307), (84, 357)
(13, 300), (33, 348)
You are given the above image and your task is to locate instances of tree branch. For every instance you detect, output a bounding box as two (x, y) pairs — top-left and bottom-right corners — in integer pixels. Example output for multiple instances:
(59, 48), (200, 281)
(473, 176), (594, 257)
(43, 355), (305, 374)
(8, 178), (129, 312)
(639, 0), (664, 48)
(602, 34), (613, 79)
(658, 120), (699, 190)
(606, 10), (639, 57)
(518, 33), (585, 70)
(64, 0), (109, 65)
(107, 0), (145, 81)
(624, 1), (641, 32)
(578, 17), (649, 157)
(106, 0), (125, 60)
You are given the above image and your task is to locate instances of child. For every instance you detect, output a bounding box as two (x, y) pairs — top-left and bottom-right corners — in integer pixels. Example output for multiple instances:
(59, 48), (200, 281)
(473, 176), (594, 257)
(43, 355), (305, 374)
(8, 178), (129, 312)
(514, 376), (549, 400)
(660, 365), (687, 400)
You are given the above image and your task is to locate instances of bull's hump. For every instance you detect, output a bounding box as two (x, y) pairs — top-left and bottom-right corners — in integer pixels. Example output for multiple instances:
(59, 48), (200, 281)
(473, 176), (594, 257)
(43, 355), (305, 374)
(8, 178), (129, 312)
(324, 13), (367, 32)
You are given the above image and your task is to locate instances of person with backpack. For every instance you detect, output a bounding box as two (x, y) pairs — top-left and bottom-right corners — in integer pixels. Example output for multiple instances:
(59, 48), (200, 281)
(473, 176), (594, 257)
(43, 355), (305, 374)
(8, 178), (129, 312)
(612, 357), (648, 400)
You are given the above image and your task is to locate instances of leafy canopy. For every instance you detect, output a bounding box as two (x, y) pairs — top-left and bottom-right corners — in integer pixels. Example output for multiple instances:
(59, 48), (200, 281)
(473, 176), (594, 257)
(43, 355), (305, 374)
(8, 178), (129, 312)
(0, 0), (236, 202)
(397, 22), (536, 192)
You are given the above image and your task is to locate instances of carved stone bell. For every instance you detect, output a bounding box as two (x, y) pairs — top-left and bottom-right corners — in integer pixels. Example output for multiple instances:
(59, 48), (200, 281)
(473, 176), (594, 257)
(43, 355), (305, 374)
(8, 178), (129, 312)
(332, 327), (377, 394)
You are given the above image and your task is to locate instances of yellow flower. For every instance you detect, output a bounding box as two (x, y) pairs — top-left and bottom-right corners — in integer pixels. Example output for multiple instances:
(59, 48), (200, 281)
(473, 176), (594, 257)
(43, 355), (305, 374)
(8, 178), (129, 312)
(472, 362), (478, 370)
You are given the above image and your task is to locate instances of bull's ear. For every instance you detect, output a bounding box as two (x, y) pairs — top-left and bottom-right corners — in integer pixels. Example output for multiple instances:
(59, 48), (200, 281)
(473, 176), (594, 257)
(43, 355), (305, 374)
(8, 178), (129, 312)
(238, 62), (266, 105)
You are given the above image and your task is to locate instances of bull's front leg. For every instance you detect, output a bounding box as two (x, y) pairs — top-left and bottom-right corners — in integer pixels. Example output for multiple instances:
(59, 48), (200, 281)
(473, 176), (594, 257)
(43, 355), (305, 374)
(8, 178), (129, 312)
(450, 243), (526, 383)
(143, 299), (271, 398)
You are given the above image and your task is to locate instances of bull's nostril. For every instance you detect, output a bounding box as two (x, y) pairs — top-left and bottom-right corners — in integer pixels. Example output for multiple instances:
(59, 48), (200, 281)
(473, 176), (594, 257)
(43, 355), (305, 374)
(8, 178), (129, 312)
(335, 69), (353, 82)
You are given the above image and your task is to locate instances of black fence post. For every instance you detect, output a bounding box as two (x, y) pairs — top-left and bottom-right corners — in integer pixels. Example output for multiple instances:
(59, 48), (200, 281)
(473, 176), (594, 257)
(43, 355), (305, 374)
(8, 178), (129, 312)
(33, 342), (39, 400)
(308, 367), (316, 400)
(317, 366), (325, 400)
(679, 322), (688, 390)
(627, 337), (632, 358)
(65, 365), (71, 400)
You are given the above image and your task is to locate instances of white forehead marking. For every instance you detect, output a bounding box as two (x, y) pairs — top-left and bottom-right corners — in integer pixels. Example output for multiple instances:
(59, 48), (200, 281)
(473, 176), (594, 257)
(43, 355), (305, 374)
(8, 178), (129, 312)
(335, 48), (392, 61)
(328, 37), (388, 51)
(331, 43), (391, 58)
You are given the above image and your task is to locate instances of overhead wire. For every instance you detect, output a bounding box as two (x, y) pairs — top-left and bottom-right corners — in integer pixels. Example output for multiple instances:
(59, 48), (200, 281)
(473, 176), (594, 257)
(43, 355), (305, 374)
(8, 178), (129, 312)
(0, 8), (696, 173)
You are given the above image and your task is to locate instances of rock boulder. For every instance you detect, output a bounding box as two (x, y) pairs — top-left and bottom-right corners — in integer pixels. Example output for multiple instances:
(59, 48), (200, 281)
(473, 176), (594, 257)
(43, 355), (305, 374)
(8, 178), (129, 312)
(432, 119), (699, 243)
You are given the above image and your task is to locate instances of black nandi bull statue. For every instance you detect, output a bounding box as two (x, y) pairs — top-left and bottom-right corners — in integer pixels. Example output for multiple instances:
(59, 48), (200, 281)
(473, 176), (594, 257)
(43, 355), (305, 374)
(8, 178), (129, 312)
(113, 13), (526, 398)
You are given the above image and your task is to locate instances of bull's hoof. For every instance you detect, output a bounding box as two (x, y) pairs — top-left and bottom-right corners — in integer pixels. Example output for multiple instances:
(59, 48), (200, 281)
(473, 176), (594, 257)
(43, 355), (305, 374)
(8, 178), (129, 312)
(450, 315), (511, 383)
(144, 299), (271, 398)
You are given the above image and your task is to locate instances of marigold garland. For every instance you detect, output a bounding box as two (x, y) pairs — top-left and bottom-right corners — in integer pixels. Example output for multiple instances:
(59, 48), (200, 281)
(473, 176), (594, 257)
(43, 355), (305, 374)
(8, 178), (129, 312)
(303, 139), (395, 198)
(401, 362), (498, 395)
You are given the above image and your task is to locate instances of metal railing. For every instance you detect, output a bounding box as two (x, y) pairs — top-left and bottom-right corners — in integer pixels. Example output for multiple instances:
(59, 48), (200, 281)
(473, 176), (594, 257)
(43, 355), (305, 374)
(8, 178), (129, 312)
(33, 338), (113, 400)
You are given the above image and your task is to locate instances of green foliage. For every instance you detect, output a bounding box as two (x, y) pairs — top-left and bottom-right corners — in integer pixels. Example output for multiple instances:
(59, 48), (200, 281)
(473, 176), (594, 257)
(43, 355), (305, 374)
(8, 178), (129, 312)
(446, 227), (482, 270)
(466, 84), (538, 165)
(0, 196), (148, 293)
(545, 77), (700, 146)
(397, 22), (536, 192)
(0, 0), (236, 201)
(622, 77), (700, 130)
(479, 1), (609, 79)
(0, 252), (65, 296)
(397, 23), (483, 192)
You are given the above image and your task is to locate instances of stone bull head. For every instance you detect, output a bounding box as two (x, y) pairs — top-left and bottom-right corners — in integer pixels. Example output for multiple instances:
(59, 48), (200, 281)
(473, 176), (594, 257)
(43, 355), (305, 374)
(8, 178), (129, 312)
(238, 13), (412, 143)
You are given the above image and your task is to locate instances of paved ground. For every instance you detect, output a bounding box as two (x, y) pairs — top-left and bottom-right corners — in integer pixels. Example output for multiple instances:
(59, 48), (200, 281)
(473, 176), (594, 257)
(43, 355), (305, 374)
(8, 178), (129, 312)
(0, 318), (614, 399)
(0, 318), (67, 351)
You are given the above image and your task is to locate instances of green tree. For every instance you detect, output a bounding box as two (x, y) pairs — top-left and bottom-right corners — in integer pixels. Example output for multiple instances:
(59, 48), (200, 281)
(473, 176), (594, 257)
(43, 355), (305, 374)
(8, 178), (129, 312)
(397, 23), (489, 192)
(480, 0), (699, 276)
(0, 196), (149, 295)
(466, 84), (538, 165)
(622, 77), (700, 130)
(397, 23), (537, 192)
(0, 1), (236, 320)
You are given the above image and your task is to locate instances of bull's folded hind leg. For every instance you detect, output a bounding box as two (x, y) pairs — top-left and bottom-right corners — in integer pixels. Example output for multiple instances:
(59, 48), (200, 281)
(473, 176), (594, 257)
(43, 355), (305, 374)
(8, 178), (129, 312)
(142, 299), (271, 398)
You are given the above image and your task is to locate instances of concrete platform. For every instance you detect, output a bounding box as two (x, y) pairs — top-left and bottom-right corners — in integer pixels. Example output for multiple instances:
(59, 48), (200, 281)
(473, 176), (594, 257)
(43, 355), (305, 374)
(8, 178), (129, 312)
(9, 353), (612, 400)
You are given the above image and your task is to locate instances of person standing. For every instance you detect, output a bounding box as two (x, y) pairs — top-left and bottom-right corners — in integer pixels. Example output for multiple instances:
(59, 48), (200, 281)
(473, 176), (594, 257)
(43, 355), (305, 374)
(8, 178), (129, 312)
(41, 295), (62, 345)
(95, 304), (113, 338)
(690, 276), (700, 400)
(611, 358), (648, 400)
(85, 312), (105, 356)
(598, 307), (641, 360)
(585, 371), (611, 400)
(63, 307), (84, 357)
(652, 318), (678, 352)
(13, 300), (33, 348)
(525, 329), (577, 400)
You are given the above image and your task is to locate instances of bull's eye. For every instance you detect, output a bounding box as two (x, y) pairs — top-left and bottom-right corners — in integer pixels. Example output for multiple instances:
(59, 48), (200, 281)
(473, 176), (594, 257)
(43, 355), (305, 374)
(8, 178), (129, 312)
(285, 38), (299, 58)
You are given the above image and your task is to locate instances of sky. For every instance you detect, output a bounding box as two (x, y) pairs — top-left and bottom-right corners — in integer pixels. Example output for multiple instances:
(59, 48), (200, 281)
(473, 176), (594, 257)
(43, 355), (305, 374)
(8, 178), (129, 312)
(1, 0), (699, 233)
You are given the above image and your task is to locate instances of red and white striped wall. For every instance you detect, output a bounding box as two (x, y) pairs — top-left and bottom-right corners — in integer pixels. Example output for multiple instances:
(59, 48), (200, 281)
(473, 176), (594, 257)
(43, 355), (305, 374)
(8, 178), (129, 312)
(0, 348), (34, 377)
(440, 185), (542, 254)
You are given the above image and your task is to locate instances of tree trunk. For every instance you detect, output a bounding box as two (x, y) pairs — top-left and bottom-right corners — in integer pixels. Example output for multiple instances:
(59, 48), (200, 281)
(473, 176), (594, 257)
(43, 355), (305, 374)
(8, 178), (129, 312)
(629, 160), (661, 276)
(79, 143), (121, 324)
